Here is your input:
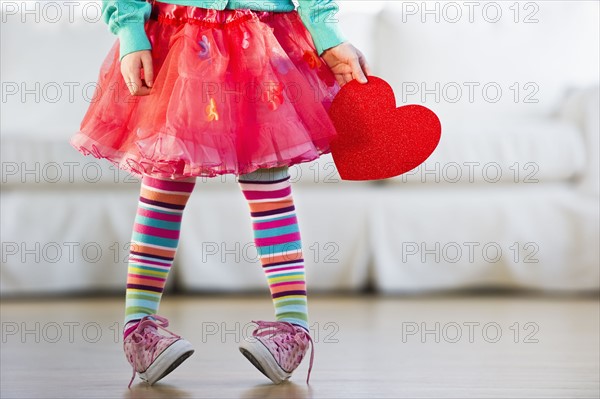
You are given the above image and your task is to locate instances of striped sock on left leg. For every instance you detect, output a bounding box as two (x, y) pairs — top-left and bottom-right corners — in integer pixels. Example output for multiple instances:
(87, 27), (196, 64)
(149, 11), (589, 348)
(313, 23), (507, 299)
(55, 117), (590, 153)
(237, 166), (309, 332)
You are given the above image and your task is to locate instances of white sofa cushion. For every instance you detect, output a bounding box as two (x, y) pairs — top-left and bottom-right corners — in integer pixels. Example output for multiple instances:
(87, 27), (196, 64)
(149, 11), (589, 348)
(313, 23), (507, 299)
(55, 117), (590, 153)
(389, 117), (587, 184)
(370, 183), (600, 292)
(375, 1), (600, 120)
(558, 86), (600, 197)
(0, 189), (152, 295)
(1, 1), (114, 140)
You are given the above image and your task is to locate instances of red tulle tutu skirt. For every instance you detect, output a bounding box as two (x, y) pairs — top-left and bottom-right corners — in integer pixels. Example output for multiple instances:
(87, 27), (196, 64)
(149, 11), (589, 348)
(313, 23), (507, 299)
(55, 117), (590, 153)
(70, 0), (342, 179)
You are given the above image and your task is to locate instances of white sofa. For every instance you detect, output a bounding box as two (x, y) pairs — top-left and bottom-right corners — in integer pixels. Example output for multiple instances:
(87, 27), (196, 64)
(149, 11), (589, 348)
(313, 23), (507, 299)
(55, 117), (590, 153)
(1, 1), (598, 296)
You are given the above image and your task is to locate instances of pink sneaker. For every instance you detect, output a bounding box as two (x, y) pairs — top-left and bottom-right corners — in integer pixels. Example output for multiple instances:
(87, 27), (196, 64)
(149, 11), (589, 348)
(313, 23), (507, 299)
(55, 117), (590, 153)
(239, 320), (314, 384)
(123, 315), (194, 388)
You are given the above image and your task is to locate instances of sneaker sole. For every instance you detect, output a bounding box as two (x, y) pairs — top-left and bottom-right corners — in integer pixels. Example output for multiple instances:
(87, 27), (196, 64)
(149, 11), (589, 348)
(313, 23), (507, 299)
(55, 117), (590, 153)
(139, 339), (195, 385)
(239, 340), (291, 384)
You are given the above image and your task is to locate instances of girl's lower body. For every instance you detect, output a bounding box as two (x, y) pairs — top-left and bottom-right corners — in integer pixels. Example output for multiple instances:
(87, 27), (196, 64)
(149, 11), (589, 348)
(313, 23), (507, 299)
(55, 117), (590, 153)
(70, 0), (340, 388)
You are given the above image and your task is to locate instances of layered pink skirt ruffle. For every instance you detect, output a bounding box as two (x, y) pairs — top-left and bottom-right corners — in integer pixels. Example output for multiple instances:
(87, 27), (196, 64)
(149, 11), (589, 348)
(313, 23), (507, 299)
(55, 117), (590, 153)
(70, 0), (341, 179)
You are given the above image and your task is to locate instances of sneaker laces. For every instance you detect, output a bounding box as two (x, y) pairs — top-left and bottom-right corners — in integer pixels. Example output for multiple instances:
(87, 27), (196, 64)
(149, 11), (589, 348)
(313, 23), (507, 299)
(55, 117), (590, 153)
(251, 320), (315, 384)
(126, 314), (180, 389)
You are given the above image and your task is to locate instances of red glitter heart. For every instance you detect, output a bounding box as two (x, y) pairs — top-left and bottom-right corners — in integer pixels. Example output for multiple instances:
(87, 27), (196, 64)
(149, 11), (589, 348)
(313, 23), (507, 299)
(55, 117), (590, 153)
(328, 76), (442, 181)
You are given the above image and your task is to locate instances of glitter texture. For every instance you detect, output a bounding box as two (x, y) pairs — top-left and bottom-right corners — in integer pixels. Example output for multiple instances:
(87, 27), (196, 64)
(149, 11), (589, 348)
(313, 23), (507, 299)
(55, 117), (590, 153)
(328, 76), (442, 181)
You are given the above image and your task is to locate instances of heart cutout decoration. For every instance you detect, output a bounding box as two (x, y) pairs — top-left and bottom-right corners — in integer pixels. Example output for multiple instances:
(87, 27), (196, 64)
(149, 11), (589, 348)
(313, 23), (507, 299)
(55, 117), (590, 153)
(328, 76), (442, 181)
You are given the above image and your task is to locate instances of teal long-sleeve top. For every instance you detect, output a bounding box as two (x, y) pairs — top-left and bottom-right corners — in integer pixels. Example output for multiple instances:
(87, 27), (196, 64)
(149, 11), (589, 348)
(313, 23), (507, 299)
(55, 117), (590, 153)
(102, 0), (347, 60)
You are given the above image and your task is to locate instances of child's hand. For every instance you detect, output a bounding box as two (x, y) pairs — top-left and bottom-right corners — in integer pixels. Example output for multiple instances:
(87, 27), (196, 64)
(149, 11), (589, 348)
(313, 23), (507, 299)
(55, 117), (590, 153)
(321, 42), (373, 87)
(121, 50), (154, 96)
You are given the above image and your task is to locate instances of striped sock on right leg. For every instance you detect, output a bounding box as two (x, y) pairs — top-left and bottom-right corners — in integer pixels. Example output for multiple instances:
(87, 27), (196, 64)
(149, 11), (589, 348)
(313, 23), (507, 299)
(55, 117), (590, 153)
(123, 174), (196, 338)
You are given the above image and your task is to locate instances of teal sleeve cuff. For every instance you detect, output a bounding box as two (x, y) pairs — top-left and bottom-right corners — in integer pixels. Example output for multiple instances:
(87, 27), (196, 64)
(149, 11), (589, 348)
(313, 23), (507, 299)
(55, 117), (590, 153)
(117, 22), (152, 61)
(311, 23), (347, 55)
(102, 1), (153, 61)
(297, 0), (347, 55)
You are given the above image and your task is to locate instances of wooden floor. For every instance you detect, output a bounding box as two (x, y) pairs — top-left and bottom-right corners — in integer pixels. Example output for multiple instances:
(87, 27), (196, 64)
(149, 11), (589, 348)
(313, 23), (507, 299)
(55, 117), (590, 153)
(1, 294), (598, 398)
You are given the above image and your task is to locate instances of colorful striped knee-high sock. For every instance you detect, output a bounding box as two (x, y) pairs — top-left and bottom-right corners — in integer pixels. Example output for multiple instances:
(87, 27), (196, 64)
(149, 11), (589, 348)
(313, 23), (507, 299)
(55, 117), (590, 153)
(237, 166), (309, 333)
(123, 174), (196, 338)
